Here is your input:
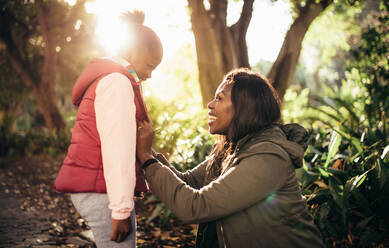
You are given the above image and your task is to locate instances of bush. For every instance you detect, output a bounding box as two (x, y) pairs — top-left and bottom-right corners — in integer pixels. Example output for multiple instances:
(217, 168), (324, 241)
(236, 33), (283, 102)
(297, 3), (389, 246)
(147, 96), (213, 171)
(0, 121), (70, 159)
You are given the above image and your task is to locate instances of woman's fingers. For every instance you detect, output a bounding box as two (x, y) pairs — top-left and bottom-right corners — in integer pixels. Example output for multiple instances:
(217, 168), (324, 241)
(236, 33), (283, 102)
(138, 120), (151, 130)
(139, 121), (154, 135)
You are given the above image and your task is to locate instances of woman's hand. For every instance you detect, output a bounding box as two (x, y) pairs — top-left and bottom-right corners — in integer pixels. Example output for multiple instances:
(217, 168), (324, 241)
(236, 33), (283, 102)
(136, 120), (154, 164)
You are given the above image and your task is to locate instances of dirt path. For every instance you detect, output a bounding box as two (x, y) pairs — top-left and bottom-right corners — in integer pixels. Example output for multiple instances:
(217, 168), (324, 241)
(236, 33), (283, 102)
(0, 189), (94, 247)
(0, 155), (196, 247)
(0, 156), (95, 247)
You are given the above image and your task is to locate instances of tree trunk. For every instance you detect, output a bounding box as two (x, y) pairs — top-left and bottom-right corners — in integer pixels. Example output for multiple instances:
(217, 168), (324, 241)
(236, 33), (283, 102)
(1, 1), (65, 131)
(188, 0), (254, 106)
(8, 50), (65, 131)
(267, 0), (332, 101)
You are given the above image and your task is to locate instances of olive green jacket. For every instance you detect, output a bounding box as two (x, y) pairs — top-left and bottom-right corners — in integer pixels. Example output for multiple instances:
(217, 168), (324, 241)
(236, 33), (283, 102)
(144, 124), (324, 248)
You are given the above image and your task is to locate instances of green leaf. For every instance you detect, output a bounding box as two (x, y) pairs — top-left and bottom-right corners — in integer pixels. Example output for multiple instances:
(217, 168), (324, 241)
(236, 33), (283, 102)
(352, 190), (373, 215)
(348, 171), (368, 191)
(333, 97), (360, 123)
(318, 203), (331, 230)
(160, 208), (173, 227)
(144, 194), (159, 204)
(354, 216), (374, 235)
(329, 176), (344, 208)
(324, 131), (342, 168)
(344, 166), (375, 200)
(146, 203), (165, 223)
(358, 227), (383, 247)
(307, 189), (331, 204)
(351, 136), (363, 154)
(381, 145), (389, 159)
(309, 105), (342, 122)
(318, 166), (329, 177)
(296, 167), (319, 188)
(334, 128), (363, 154)
(377, 159), (389, 189)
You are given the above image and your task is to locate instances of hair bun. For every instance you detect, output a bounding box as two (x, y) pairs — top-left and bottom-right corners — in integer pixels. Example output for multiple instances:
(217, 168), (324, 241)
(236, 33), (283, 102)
(121, 10), (145, 26)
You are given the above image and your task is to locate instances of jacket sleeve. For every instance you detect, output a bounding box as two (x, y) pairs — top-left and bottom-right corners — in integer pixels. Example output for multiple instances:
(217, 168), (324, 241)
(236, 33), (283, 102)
(144, 143), (290, 224)
(155, 153), (207, 189)
(95, 72), (136, 220)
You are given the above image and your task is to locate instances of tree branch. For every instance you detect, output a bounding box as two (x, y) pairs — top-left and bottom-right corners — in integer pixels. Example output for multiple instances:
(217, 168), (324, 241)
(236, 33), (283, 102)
(267, 0), (333, 100)
(230, 0), (254, 32)
(187, 0), (207, 17)
(56, 0), (88, 29)
(209, 0), (228, 24)
(7, 47), (37, 89)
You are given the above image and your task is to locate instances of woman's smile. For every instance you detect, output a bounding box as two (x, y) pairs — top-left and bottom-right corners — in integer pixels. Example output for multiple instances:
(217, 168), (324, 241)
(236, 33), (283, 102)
(208, 112), (217, 125)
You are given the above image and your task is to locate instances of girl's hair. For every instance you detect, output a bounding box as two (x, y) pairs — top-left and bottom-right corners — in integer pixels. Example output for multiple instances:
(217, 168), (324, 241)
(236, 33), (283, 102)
(207, 68), (281, 180)
(120, 10), (162, 53)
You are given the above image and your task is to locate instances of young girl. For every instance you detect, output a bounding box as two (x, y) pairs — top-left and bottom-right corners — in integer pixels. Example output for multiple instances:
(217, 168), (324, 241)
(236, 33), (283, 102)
(54, 11), (162, 247)
(136, 69), (324, 247)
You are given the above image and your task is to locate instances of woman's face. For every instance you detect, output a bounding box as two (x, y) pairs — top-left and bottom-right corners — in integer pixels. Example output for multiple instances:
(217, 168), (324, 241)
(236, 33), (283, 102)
(207, 83), (235, 135)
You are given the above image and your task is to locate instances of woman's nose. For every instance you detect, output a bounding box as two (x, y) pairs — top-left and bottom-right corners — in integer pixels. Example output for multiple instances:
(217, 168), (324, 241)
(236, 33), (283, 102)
(207, 100), (214, 109)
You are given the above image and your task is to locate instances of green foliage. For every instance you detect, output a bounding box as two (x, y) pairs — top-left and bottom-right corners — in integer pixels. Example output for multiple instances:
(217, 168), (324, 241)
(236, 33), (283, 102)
(282, 87), (311, 126)
(300, 2), (362, 92)
(0, 0), (100, 131)
(0, 55), (27, 113)
(143, 44), (214, 226)
(147, 96), (213, 170)
(297, 3), (389, 246)
(141, 93), (214, 227)
(145, 44), (214, 171)
(303, 3), (360, 65)
(0, 128), (70, 161)
(0, 125), (71, 160)
(0, 114), (18, 158)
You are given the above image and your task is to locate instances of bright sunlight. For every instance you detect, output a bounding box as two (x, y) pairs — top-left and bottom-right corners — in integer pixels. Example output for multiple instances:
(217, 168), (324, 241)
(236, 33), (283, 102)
(79, 0), (292, 100)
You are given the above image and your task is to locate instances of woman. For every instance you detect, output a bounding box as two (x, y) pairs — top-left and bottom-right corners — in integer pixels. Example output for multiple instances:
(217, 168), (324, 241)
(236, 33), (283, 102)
(136, 69), (324, 247)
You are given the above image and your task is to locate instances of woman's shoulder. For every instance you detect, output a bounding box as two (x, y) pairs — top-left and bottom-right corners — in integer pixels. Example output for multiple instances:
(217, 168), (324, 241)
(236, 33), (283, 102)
(237, 128), (305, 169)
(238, 139), (290, 160)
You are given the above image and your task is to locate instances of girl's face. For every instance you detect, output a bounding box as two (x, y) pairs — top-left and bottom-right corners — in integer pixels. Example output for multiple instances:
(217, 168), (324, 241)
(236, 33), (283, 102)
(128, 46), (162, 81)
(207, 83), (235, 135)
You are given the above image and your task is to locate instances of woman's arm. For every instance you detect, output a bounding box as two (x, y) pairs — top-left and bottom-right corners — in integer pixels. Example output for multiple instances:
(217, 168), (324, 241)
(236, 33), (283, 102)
(144, 143), (290, 224)
(154, 152), (207, 189)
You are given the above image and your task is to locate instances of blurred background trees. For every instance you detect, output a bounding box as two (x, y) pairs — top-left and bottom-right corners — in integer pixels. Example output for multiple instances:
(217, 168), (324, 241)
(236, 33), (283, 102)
(187, 0), (360, 105)
(0, 0), (387, 246)
(0, 0), (96, 131)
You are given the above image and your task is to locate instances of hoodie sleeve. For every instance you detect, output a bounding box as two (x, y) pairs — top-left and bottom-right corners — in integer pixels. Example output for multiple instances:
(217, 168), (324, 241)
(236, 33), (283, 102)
(144, 142), (291, 224)
(95, 72), (136, 220)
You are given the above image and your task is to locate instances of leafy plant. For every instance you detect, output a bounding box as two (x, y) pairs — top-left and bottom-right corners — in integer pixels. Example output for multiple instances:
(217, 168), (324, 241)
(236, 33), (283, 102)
(297, 2), (389, 246)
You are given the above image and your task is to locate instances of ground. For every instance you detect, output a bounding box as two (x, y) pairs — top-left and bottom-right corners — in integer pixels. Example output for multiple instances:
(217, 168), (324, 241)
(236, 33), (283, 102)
(0, 155), (196, 247)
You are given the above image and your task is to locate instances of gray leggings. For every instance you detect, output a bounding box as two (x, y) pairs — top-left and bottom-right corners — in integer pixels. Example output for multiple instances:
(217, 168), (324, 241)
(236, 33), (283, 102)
(71, 193), (136, 248)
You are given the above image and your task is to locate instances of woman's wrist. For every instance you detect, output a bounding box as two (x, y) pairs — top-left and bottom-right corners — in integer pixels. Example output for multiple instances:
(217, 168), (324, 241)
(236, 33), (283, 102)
(141, 158), (158, 169)
(138, 153), (154, 165)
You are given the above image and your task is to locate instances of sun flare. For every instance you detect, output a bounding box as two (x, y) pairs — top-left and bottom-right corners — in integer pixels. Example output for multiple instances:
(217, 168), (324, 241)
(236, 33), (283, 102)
(95, 13), (134, 55)
(84, 1), (137, 55)
(72, 0), (291, 100)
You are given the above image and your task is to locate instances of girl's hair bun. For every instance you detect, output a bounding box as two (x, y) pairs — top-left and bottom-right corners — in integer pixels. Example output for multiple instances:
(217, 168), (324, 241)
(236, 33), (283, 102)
(121, 10), (145, 26)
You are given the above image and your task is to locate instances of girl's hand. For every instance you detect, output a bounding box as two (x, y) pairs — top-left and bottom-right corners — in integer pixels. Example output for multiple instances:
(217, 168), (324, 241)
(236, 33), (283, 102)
(136, 120), (154, 164)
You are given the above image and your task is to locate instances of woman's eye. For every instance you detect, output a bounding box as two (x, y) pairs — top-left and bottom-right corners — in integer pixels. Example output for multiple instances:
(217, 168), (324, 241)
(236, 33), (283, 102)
(215, 96), (221, 101)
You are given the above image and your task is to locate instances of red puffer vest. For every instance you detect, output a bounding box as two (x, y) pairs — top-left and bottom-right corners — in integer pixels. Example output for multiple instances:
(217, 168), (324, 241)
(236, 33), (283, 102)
(54, 58), (148, 197)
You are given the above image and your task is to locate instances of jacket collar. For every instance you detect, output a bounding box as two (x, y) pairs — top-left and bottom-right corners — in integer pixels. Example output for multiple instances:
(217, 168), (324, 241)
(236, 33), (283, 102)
(110, 56), (141, 85)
